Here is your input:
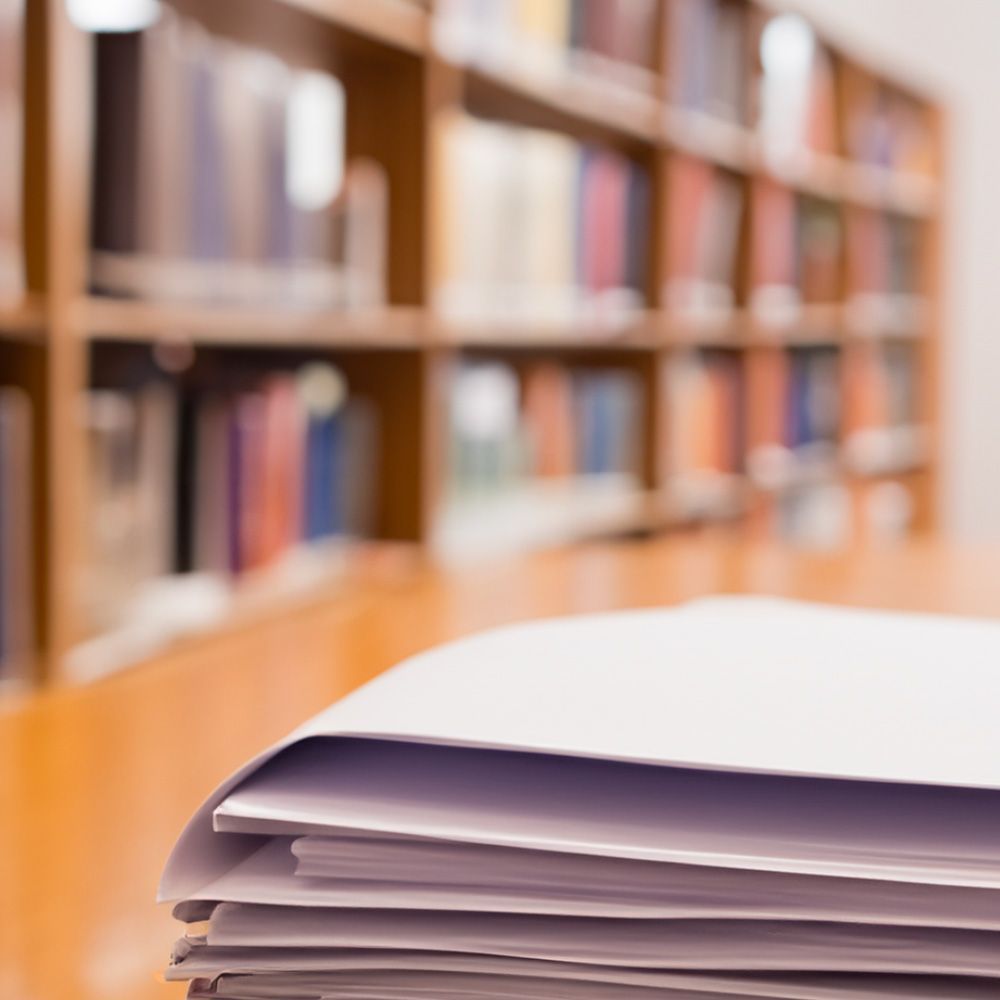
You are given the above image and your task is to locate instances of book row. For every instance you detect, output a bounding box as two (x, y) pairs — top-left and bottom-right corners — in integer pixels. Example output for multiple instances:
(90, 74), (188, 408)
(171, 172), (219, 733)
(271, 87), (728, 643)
(0, 0), (939, 325)
(433, 0), (935, 176)
(82, 363), (377, 636)
(435, 0), (658, 92)
(91, 8), (387, 308)
(672, 159), (924, 326)
(432, 114), (925, 329)
(443, 341), (921, 502)
(447, 361), (644, 497)
(669, 342), (922, 484)
(670, 0), (933, 176)
(432, 112), (649, 326)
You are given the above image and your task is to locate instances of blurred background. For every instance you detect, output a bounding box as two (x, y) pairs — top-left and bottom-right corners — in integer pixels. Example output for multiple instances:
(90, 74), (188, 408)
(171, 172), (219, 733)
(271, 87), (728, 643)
(4, 4), (999, 998)
(0, 0), (987, 689)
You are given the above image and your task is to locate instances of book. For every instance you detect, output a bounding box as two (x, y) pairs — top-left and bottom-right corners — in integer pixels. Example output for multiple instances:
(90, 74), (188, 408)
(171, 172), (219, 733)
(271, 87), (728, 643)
(162, 597), (1000, 996)
(447, 360), (643, 497)
(798, 198), (842, 305)
(662, 154), (744, 321)
(843, 343), (923, 475)
(433, 0), (658, 92)
(749, 178), (799, 322)
(664, 348), (743, 480)
(750, 183), (843, 323)
(785, 347), (840, 453)
(758, 12), (838, 164)
(667, 0), (748, 124)
(90, 9), (387, 309)
(432, 113), (648, 326)
(745, 346), (840, 490)
(846, 209), (924, 332)
(80, 362), (379, 635)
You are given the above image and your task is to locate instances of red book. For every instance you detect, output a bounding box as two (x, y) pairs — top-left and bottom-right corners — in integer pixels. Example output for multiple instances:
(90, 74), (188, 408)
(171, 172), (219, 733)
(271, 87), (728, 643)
(746, 348), (789, 451)
(580, 151), (628, 294)
(522, 364), (574, 478)
(235, 392), (267, 572)
(258, 375), (305, 565)
(846, 208), (889, 296)
(664, 154), (714, 289)
(751, 178), (796, 291)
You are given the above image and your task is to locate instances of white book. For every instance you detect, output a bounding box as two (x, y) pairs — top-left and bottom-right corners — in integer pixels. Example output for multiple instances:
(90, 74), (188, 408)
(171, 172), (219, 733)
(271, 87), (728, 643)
(161, 597), (1000, 997)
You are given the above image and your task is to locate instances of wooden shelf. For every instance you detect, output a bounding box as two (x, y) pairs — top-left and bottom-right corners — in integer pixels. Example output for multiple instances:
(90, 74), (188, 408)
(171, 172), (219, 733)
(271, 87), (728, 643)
(73, 300), (925, 354)
(433, 480), (659, 562)
(432, 313), (658, 351)
(461, 62), (660, 145)
(661, 473), (751, 523)
(843, 425), (931, 479)
(760, 149), (846, 203)
(652, 307), (746, 348)
(660, 306), (847, 349)
(4, 0), (941, 684)
(0, 296), (47, 342)
(61, 540), (421, 683)
(275, 0), (428, 53)
(75, 296), (425, 349)
(661, 108), (937, 217)
(844, 164), (937, 217)
(746, 304), (845, 346)
(662, 108), (757, 173)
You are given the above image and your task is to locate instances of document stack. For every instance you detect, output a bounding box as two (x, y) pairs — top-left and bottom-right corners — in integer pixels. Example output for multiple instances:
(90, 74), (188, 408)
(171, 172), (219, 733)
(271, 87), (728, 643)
(162, 598), (1000, 999)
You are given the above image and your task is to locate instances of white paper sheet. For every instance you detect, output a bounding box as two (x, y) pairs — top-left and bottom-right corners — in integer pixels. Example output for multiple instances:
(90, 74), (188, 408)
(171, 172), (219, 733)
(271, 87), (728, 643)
(288, 834), (1000, 930)
(184, 835), (946, 921)
(173, 947), (1000, 1000)
(161, 597), (1000, 999)
(189, 967), (1000, 1000)
(212, 738), (1000, 886)
(204, 904), (1000, 976)
(161, 598), (1000, 902)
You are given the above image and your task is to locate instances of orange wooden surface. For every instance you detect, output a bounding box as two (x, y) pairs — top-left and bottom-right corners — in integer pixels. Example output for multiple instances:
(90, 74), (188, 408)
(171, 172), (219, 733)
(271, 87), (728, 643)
(4, 536), (1000, 1000)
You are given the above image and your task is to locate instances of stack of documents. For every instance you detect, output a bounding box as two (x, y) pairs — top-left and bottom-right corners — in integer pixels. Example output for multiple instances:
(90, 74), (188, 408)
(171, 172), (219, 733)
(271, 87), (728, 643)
(162, 598), (1000, 999)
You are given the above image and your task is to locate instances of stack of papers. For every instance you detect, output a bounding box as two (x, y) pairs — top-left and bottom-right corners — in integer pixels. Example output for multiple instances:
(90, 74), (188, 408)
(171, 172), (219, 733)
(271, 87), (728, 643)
(161, 597), (1000, 999)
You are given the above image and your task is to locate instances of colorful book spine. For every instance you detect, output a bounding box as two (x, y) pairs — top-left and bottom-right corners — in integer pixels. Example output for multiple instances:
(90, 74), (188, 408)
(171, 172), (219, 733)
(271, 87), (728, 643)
(663, 154), (744, 317)
(665, 349), (744, 477)
(751, 183), (843, 318)
(843, 343), (919, 437)
(785, 347), (840, 450)
(746, 346), (840, 464)
(668, 0), (749, 124)
(435, 0), (658, 88)
(90, 10), (386, 309)
(448, 360), (643, 496)
(845, 209), (924, 332)
(81, 363), (378, 632)
(433, 112), (649, 324)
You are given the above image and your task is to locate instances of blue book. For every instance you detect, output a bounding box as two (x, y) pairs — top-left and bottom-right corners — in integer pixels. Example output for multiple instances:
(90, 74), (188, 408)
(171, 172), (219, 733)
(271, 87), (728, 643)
(304, 413), (344, 540)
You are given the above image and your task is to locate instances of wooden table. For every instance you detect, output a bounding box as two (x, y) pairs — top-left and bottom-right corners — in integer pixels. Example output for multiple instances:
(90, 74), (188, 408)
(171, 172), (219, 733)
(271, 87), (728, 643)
(3, 536), (1000, 1000)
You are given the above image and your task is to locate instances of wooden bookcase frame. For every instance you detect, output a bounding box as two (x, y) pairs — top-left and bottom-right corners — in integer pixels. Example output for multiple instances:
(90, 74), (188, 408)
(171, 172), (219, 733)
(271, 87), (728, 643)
(0, 0), (944, 684)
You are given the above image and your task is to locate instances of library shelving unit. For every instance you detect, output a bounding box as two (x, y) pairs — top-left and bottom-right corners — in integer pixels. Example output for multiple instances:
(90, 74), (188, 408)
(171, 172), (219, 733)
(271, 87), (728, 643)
(1, 0), (943, 686)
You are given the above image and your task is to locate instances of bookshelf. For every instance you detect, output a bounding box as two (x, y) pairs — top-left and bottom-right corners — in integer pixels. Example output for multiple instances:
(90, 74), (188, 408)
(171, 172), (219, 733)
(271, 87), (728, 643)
(1, 0), (943, 686)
